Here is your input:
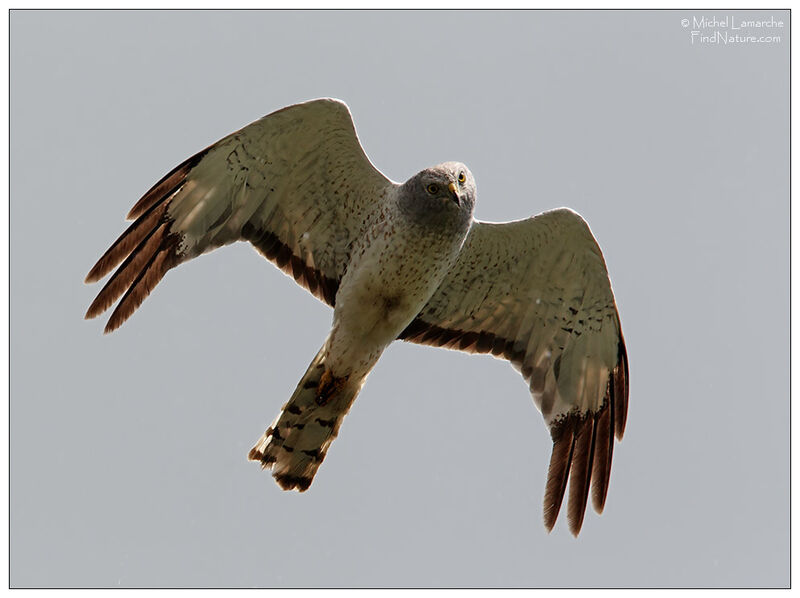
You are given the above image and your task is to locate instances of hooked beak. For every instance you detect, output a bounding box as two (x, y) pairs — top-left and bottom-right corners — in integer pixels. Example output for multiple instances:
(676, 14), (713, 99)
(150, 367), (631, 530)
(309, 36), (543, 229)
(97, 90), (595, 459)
(447, 181), (461, 205)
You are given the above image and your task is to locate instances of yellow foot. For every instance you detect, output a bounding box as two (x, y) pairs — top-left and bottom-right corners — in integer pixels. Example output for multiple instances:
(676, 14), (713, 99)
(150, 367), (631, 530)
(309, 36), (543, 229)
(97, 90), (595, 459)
(316, 369), (349, 406)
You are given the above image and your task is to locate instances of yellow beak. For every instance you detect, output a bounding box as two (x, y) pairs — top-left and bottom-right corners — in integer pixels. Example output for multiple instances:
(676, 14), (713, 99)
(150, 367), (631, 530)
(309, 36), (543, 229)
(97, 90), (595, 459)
(447, 181), (460, 205)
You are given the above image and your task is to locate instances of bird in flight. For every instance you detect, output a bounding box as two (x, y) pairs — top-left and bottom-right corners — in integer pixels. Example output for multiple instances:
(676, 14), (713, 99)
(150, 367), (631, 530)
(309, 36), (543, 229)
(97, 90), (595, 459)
(85, 98), (628, 536)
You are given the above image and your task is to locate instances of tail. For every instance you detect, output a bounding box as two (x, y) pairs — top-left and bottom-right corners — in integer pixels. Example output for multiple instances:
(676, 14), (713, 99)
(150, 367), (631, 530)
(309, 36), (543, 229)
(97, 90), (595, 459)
(248, 345), (365, 491)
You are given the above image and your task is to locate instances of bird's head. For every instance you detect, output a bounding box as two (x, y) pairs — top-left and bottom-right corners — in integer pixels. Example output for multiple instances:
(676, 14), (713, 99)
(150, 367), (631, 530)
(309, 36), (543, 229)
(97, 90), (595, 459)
(398, 162), (476, 227)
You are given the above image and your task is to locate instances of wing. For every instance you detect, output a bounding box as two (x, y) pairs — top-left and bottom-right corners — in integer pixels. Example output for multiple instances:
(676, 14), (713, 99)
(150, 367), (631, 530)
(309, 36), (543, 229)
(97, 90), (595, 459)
(398, 208), (628, 536)
(85, 98), (393, 332)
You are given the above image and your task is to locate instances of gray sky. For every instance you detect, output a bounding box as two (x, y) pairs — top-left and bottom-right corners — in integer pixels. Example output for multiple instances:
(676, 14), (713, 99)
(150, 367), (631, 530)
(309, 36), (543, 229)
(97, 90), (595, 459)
(11, 9), (789, 588)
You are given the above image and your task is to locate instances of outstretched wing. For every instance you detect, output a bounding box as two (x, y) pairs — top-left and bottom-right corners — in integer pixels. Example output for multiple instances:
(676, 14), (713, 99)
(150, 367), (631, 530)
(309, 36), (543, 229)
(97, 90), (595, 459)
(85, 98), (392, 332)
(398, 208), (628, 536)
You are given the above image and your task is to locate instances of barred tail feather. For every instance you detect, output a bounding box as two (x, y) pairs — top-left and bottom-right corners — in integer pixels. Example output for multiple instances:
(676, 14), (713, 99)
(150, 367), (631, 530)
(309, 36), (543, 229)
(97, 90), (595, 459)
(248, 346), (365, 491)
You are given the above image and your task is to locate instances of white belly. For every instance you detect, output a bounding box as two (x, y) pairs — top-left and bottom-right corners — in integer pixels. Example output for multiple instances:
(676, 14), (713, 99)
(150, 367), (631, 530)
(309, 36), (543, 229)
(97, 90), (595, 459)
(325, 216), (462, 377)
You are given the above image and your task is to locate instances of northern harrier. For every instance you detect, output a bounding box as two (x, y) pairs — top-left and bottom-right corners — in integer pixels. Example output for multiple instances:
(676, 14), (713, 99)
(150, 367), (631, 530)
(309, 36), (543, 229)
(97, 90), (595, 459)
(85, 98), (628, 536)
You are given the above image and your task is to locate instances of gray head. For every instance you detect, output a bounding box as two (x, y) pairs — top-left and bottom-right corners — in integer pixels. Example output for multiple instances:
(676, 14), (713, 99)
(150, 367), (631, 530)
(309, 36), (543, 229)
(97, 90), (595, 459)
(397, 162), (476, 230)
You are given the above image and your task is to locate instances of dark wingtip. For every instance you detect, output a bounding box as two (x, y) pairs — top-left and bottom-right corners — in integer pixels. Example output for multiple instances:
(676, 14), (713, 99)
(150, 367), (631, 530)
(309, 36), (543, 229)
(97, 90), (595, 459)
(614, 335), (629, 440)
(566, 415), (596, 537)
(85, 261), (110, 285)
(543, 416), (576, 532)
(98, 232), (181, 334)
(545, 408), (610, 536)
(590, 401), (613, 515)
(85, 201), (171, 292)
(85, 252), (119, 284)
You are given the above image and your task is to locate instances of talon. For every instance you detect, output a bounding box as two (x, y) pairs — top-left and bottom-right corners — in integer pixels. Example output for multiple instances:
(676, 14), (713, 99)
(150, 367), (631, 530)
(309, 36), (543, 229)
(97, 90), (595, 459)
(316, 369), (349, 406)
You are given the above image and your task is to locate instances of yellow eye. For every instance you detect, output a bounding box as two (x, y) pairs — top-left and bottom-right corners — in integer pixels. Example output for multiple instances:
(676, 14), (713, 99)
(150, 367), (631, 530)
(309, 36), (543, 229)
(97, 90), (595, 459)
(426, 183), (439, 194)
(458, 172), (466, 184)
